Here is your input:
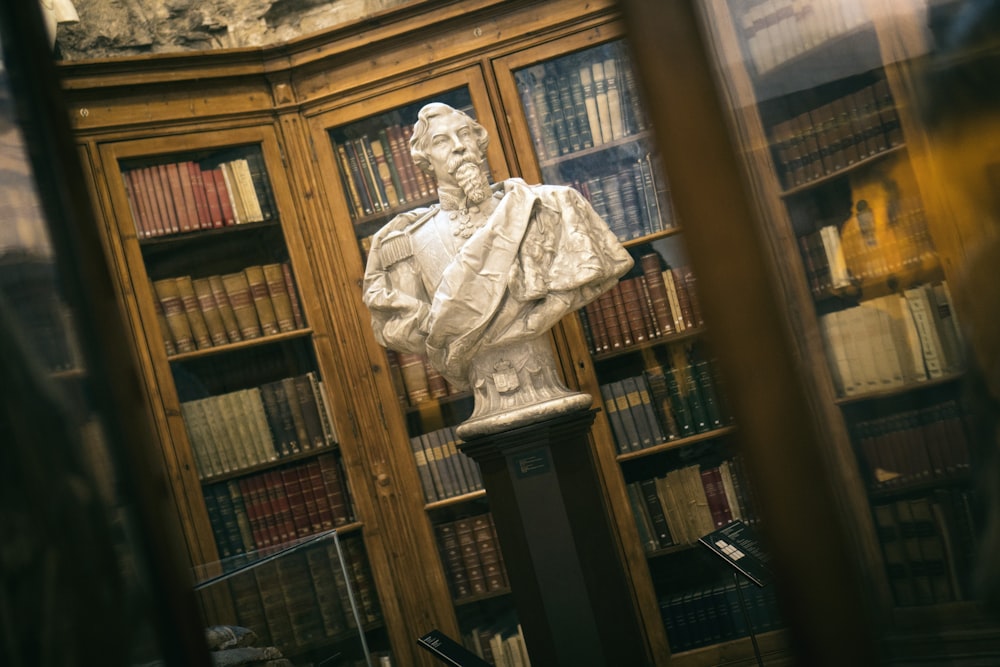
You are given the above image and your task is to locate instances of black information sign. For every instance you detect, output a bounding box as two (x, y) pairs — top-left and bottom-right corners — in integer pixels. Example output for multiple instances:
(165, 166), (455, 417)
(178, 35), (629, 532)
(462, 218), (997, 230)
(698, 519), (771, 587)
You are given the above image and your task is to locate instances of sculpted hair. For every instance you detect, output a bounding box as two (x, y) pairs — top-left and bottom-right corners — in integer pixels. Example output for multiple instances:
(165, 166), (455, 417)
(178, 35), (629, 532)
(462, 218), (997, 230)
(409, 102), (490, 173)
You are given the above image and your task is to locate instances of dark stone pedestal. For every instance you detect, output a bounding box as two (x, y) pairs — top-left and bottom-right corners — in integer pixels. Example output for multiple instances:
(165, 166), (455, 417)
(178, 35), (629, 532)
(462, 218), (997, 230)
(459, 409), (648, 666)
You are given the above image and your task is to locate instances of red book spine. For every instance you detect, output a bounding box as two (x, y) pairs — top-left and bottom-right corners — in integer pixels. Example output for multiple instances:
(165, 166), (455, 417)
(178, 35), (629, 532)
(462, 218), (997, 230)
(318, 454), (351, 526)
(305, 460), (336, 530)
(200, 164), (224, 228)
(264, 470), (296, 545)
(281, 466), (312, 538)
(139, 166), (167, 237)
(123, 169), (150, 239)
(170, 161), (197, 233)
(186, 161), (212, 229)
(700, 466), (734, 528)
(618, 276), (649, 343)
(155, 164), (180, 234)
(237, 476), (271, 549)
(212, 167), (236, 226)
(295, 465), (323, 533)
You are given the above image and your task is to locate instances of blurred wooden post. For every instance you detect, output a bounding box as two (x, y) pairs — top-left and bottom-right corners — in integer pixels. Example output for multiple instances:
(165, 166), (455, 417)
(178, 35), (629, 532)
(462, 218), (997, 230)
(616, 1), (881, 665)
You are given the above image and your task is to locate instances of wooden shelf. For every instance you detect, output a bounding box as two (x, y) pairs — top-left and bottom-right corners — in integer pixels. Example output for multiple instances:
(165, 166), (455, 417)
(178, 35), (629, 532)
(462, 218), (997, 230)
(166, 327), (313, 363)
(592, 326), (705, 362)
(617, 426), (737, 463)
(834, 371), (964, 406)
(138, 219), (283, 247)
(780, 143), (906, 198)
(424, 489), (488, 511)
(537, 130), (653, 168)
(197, 442), (341, 484)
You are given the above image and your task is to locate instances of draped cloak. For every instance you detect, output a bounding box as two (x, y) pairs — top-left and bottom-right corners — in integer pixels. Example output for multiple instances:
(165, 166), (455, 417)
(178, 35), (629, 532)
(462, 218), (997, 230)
(362, 178), (633, 387)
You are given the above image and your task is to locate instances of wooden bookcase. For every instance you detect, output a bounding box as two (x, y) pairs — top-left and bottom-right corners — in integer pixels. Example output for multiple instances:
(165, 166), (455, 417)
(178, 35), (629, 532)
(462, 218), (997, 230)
(58, 0), (1000, 664)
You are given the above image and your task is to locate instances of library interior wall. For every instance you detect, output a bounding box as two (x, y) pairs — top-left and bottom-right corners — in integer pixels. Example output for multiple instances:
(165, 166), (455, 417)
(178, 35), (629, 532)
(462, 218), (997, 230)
(52, 0), (417, 60)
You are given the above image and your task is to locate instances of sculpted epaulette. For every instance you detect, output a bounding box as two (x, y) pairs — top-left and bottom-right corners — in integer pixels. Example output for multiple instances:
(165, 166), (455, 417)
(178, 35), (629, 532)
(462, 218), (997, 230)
(375, 206), (437, 268)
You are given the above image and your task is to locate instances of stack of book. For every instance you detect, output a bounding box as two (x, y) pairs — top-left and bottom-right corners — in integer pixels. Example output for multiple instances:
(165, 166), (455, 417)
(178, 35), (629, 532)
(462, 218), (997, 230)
(334, 122), (437, 221)
(221, 535), (381, 652)
(152, 262), (305, 355)
(818, 281), (964, 397)
(123, 152), (276, 238)
(435, 512), (509, 601)
(798, 205), (935, 296)
(768, 76), (902, 189)
(602, 364), (731, 452)
(203, 453), (354, 561)
(626, 459), (757, 552)
(410, 425), (483, 503)
(581, 255), (702, 355)
(737, 0), (869, 76)
(873, 489), (978, 607)
(517, 41), (647, 160)
(460, 611), (530, 667)
(853, 400), (971, 490)
(569, 154), (676, 241)
(660, 579), (783, 652)
(180, 371), (338, 478)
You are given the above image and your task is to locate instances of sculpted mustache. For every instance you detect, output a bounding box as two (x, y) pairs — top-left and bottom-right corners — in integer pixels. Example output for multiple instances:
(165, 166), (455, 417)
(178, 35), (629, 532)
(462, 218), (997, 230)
(448, 155), (481, 173)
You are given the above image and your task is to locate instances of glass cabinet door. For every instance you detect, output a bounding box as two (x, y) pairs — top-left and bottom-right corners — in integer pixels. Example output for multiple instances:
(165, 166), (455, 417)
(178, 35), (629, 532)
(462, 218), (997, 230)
(493, 26), (787, 663)
(310, 72), (530, 661)
(688, 0), (1000, 659)
(96, 127), (386, 665)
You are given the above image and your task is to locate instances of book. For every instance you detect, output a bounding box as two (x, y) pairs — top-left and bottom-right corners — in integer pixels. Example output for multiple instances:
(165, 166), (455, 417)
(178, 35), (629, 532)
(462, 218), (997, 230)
(243, 265), (280, 336)
(191, 276), (229, 346)
(152, 277), (195, 353)
(904, 285), (946, 378)
(261, 263), (297, 333)
(221, 271), (263, 340)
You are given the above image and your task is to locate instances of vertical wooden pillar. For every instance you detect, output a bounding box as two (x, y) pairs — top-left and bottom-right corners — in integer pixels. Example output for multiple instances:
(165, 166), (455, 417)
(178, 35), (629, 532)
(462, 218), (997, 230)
(460, 409), (649, 667)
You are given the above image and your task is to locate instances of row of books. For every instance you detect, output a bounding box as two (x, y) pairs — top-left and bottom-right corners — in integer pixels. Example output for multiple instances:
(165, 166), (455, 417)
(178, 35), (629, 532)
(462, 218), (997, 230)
(518, 41), (647, 161)
(581, 255), (703, 355)
(435, 512), (509, 601)
(181, 371), (338, 479)
(152, 263), (305, 356)
(770, 78), (902, 190)
(570, 154), (676, 242)
(738, 0), (869, 76)
(461, 613), (530, 667)
(799, 206), (935, 296)
(873, 489), (978, 607)
(660, 580), (784, 653)
(204, 453), (354, 561)
(854, 400), (971, 491)
(123, 153), (276, 238)
(333, 122), (438, 221)
(601, 364), (731, 453)
(411, 425), (483, 503)
(221, 536), (381, 653)
(818, 282), (963, 398)
(387, 348), (461, 407)
(626, 460), (756, 551)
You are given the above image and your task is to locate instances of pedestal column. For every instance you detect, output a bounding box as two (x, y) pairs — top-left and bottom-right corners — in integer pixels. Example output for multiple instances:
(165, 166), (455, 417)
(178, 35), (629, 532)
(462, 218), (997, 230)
(459, 409), (649, 666)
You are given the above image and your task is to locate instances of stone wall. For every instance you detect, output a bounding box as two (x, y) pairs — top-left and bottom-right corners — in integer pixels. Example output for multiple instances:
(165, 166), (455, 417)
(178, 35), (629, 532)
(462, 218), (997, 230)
(55, 0), (416, 61)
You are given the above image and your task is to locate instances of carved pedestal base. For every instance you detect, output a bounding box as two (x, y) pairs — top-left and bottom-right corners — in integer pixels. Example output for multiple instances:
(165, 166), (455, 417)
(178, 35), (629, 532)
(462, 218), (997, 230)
(457, 335), (591, 439)
(459, 410), (648, 666)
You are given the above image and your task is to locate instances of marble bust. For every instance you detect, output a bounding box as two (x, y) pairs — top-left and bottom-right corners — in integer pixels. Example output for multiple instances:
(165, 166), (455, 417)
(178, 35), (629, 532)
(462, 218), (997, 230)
(362, 102), (633, 438)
